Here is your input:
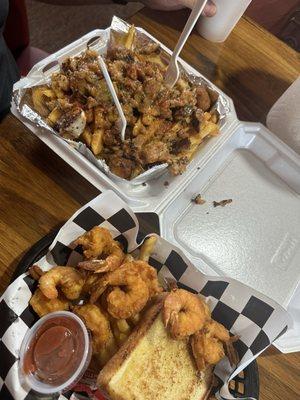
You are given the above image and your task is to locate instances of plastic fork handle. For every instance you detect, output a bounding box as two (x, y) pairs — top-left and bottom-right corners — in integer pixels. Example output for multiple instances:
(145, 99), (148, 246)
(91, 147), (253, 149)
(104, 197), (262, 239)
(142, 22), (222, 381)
(97, 55), (127, 141)
(171, 0), (208, 61)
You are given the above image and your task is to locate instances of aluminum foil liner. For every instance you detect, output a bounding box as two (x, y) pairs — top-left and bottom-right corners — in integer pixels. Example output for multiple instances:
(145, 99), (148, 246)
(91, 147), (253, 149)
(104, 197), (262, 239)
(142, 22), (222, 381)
(0, 191), (291, 400)
(12, 16), (230, 186)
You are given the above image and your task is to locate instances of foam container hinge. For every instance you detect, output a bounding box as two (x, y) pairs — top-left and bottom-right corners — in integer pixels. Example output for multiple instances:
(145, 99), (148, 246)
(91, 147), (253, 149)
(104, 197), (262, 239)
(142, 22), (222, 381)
(11, 26), (300, 353)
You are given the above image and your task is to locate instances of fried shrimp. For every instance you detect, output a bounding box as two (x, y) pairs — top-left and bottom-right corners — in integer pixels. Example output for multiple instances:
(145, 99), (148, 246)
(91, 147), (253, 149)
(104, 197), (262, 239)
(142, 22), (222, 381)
(73, 304), (117, 367)
(81, 272), (100, 295)
(30, 288), (70, 317)
(122, 261), (163, 298)
(78, 242), (123, 273)
(139, 236), (157, 262)
(38, 266), (85, 300)
(90, 268), (149, 319)
(75, 226), (116, 258)
(191, 320), (239, 371)
(163, 289), (210, 339)
(75, 226), (124, 272)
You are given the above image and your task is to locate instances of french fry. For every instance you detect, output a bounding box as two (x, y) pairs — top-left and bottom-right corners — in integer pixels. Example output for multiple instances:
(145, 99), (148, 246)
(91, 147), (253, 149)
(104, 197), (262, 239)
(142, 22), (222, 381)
(210, 111), (219, 124)
(128, 313), (141, 326)
(47, 107), (62, 126)
(124, 25), (136, 49)
(118, 332), (130, 345)
(203, 112), (211, 121)
(199, 121), (219, 139)
(116, 319), (131, 334)
(176, 78), (189, 91)
(42, 88), (56, 99)
(139, 236), (157, 262)
(111, 319), (132, 346)
(123, 254), (135, 263)
(81, 127), (93, 147)
(91, 128), (104, 155)
(32, 86), (52, 117)
(138, 53), (166, 68)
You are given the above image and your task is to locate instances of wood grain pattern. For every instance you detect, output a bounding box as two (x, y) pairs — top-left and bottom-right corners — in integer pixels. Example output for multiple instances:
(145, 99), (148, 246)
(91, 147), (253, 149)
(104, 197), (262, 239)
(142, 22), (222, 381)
(0, 10), (299, 400)
(0, 115), (99, 293)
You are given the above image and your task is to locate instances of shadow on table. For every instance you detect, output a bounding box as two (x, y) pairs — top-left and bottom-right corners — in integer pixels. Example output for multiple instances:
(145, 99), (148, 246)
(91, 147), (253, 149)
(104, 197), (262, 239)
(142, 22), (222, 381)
(24, 132), (99, 205)
(138, 7), (191, 33)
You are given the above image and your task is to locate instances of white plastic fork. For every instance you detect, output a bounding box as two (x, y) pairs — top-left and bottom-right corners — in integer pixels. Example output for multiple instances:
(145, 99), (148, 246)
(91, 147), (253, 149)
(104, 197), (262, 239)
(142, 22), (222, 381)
(164, 0), (208, 88)
(98, 55), (127, 141)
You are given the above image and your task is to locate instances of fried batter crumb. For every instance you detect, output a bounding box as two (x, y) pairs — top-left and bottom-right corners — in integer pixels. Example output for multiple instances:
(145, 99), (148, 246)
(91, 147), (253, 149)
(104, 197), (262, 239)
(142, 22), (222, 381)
(192, 194), (206, 205)
(213, 199), (232, 207)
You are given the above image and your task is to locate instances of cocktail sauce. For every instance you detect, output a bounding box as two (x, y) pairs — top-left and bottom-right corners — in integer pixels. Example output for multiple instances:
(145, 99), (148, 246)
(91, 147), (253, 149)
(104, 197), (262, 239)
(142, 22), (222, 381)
(23, 315), (85, 386)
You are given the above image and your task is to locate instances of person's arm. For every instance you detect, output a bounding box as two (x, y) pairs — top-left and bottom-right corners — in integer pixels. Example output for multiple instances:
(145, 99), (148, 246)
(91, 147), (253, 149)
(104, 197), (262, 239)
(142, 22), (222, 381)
(37, 0), (216, 16)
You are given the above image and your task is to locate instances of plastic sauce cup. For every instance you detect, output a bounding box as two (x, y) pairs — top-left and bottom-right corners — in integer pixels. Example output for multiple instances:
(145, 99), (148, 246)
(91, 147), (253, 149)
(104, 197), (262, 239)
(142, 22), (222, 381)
(19, 311), (92, 395)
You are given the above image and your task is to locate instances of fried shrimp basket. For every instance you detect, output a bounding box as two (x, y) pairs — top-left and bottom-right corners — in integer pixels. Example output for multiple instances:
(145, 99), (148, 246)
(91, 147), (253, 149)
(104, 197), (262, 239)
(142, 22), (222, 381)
(0, 191), (291, 400)
(10, 218), (260, 400)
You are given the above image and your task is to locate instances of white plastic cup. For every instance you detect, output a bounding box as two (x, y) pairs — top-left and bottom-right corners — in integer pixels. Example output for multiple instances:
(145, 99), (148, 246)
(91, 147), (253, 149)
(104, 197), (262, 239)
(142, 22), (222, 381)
(19, 311), (92, 396)
(197, 0), (253, 42)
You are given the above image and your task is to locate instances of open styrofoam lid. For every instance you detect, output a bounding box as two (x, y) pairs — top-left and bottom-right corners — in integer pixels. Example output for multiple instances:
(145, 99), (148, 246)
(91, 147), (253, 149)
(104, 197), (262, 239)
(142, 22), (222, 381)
(160, 121), (300, 352)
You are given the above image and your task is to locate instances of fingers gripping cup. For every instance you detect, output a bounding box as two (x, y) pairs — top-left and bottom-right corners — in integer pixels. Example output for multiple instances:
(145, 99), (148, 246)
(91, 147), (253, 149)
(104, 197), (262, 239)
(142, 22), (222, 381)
(197, 0), (253, 42)
(19, 311), (92, 395)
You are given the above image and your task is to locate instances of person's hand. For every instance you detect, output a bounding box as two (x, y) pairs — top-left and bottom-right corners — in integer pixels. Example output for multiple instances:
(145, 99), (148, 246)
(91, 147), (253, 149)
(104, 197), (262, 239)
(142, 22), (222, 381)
(141, 0), (216, 16)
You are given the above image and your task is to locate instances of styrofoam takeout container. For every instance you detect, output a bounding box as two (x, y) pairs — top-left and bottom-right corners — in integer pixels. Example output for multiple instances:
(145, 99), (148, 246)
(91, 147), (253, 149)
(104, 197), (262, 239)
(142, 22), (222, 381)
(12, 25), (236, 201)
(11, 26), (300, 353)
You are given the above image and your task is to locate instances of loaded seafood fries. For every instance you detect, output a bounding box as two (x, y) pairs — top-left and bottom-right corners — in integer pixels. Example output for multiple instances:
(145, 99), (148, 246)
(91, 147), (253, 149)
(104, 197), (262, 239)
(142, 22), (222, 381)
(27, 226), (238, 399)
(29, 25), (220, 180)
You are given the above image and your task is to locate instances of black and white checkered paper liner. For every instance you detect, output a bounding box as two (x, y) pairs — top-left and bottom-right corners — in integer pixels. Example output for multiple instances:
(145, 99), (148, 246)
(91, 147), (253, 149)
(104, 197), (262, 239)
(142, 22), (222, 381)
(0, 191), (291, 400)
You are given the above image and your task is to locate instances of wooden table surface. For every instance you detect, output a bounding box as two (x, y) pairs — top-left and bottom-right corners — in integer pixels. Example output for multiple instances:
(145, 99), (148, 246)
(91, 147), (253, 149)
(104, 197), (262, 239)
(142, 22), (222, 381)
(0, 7), (299, 400)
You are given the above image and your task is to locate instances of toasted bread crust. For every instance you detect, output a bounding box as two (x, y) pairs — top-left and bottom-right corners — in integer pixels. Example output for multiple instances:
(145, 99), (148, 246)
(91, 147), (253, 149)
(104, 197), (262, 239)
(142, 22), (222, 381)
(203, 375), (214, 400)
(98, 292), (213, 400)
(98, 294), (166, 397)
